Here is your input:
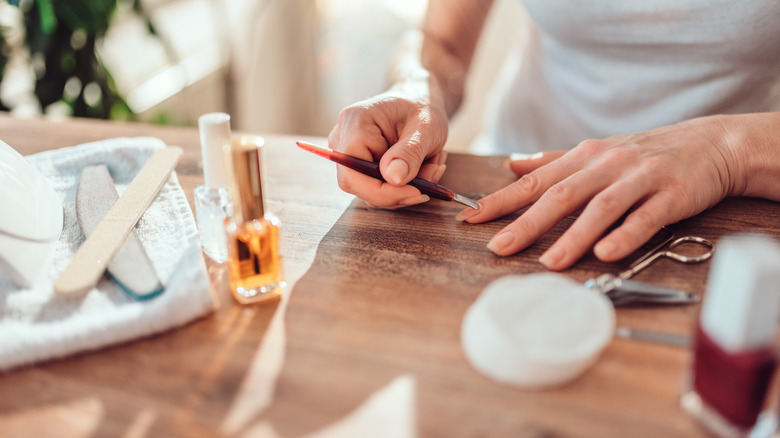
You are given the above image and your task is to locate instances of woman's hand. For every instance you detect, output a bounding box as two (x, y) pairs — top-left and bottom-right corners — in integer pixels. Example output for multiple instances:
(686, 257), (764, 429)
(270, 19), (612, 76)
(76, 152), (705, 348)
(327, 85), (450, 209)
(326, 0), (494, 209)
(457, 114), (764, 270)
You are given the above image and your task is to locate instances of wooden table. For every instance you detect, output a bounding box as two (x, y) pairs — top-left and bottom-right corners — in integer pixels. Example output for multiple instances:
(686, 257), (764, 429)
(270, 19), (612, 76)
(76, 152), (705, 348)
(1, 114), (779, 437)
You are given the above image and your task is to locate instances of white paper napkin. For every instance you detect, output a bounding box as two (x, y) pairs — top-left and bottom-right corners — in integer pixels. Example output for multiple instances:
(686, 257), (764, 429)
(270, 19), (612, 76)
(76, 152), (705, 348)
(0, 137), (216, 372)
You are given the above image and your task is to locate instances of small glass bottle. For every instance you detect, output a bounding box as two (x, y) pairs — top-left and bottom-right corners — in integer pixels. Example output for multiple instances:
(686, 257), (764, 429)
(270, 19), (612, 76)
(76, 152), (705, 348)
(224, 135), (284, 304)
(681, 233), (780, 437)
(195, 113), (233, 263)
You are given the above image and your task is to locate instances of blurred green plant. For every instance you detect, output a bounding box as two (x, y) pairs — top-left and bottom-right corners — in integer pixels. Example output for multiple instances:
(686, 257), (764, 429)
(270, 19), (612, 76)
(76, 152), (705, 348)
(0, 0), (160, 119)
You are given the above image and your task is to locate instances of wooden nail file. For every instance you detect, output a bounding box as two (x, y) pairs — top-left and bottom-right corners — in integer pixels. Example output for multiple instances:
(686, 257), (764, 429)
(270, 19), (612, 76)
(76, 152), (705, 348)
(76, 164), (164, 300)
(55, 147), (183, 296)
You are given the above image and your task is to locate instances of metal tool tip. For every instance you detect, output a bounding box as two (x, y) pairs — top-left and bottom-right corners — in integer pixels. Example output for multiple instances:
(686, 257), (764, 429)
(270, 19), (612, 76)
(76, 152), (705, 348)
(454, 193), (480, 210)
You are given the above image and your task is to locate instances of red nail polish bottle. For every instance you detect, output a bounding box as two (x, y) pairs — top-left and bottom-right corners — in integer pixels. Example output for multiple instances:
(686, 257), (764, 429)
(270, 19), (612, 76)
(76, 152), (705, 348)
(681, 234), (780, 437)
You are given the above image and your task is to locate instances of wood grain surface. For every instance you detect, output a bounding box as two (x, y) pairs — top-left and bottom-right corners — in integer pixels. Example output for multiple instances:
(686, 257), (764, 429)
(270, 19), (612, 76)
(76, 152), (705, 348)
(0, 113), (778, 437)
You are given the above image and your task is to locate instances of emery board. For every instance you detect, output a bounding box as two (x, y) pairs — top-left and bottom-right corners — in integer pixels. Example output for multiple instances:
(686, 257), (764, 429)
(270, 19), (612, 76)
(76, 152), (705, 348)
(76, 164), (164, 300)
(55, 146), (183, 296)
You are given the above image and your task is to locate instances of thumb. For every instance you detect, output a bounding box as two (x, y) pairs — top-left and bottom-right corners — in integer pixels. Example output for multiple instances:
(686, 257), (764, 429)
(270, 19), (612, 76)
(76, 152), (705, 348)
(379, 134), (441, 186)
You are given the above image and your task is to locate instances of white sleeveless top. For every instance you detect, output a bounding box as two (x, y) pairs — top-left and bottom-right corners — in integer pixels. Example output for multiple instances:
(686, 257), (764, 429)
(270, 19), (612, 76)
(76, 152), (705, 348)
(474, 0), (780, 154)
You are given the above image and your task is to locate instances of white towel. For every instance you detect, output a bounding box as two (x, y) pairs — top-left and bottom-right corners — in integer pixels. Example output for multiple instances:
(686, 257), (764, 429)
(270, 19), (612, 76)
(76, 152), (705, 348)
(0, 137), (217, 371)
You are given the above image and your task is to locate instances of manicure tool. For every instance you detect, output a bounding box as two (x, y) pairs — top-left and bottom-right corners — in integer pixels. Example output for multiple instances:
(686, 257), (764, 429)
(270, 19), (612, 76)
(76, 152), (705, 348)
(585, 235), (714, 305)
(296, 140), (480, 209)
(76, 164), (164, 300)
(615, 327), (692, 348)
(55, 146), (182, 296)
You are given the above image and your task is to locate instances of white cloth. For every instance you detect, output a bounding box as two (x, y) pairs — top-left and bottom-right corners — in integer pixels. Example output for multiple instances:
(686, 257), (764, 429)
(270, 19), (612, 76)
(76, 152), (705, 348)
(474, 0), (780, 154)
(0, 137), (216, 372)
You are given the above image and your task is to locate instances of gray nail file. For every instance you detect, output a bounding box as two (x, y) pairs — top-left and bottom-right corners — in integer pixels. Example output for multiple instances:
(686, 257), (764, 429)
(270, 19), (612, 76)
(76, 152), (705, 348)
(75, 164), (164, 299)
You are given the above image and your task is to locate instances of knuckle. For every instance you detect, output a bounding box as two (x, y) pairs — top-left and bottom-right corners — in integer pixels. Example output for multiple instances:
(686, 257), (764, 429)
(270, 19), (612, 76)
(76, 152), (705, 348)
(575, 138), (606, 155)
(336, 105), (361, 124)
(544, 182), (576, 206)
(404, 136), (428, 164)
(590, 192), (622, 216)
(640, 154), (668, 173)
(628, 208), (659, 232)
(512, 172), (543, 196)
(337, 101), (380, 129)
(327, 129), (340, 148)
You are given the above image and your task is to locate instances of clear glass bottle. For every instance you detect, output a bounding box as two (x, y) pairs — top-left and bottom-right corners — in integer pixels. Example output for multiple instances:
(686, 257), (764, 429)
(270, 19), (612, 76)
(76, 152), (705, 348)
(195, 185), (232, 262)
(195, 112), (233, 263)
(224, 135), (284, 304)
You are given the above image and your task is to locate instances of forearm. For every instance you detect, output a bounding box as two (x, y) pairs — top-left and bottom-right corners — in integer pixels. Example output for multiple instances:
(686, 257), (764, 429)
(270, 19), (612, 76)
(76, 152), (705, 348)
(722, 112), (780, 201)
(388, 0), (494, 117)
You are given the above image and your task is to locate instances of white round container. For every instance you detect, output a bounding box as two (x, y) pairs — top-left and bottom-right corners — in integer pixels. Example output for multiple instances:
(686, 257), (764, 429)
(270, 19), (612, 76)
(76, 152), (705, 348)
(461, 273), (615, 388)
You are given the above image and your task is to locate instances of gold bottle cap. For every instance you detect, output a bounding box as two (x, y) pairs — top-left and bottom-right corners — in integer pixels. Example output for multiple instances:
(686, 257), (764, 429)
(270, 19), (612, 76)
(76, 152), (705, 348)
(227, 135), (266, 222)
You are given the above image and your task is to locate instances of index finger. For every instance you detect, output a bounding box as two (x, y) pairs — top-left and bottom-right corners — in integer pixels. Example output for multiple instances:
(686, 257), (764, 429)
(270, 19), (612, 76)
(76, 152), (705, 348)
(457, 155), (578, 223)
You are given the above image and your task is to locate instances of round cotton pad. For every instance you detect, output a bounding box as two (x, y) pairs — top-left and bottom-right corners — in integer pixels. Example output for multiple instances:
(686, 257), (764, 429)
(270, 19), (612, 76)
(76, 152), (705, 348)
(461, 273), (615, 389)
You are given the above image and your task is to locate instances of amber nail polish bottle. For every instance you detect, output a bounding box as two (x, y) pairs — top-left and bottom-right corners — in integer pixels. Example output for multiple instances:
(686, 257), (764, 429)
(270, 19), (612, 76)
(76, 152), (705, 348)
(224, 135), (284, 304)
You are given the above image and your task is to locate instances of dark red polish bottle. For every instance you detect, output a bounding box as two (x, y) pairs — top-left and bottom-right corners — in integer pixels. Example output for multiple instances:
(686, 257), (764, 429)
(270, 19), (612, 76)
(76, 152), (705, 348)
(681, 234), (780, 437)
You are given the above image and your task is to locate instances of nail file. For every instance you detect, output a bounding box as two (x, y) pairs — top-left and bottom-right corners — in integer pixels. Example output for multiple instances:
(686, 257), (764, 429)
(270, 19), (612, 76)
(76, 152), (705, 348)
(75, 164), (164, 300)
(55, 147), (183, 296)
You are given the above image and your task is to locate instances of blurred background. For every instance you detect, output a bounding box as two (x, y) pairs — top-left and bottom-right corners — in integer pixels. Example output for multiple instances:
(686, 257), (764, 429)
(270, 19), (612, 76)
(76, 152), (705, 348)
(0, 0), (525, 152)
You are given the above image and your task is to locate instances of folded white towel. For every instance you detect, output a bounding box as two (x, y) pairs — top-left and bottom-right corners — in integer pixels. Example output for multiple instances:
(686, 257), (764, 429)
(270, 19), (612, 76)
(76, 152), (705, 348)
(0, 137), (216, 372)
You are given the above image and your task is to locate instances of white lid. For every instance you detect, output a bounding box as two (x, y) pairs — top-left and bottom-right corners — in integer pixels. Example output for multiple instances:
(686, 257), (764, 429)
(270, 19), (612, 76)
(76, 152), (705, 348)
(461, 273), (615, 389)
(0, 139), (62, 242)
(198, 112), (232, 189)
(700, 233), (780, 352)
(0, 138), (63, 287)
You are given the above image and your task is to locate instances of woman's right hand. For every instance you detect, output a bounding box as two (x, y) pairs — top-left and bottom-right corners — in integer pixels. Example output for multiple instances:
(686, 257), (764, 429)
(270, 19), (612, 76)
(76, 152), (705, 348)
(326, 0), (494, 208)
(327, 84), (450, 209)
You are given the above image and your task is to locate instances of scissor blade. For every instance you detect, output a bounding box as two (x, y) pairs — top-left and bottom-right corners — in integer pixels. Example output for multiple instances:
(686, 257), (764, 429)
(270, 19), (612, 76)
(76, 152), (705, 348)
(611, 279), (700, 304)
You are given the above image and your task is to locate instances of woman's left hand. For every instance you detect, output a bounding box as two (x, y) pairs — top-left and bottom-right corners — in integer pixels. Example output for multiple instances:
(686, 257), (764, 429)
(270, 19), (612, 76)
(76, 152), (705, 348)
(456, 114), (753, 270)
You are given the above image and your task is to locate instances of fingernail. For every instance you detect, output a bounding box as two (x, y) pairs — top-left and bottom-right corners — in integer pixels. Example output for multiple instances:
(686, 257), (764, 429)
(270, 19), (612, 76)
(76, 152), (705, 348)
(594, 241), (617, 260)
(501, 158), (513, 171)
(487, 231), (516, 254)
(399, 194), (430, 206)
(455, 204), (480, 221)
(385, 159), (409, 185)
(539, 245), (566, 269)
(503, 152), (544, 170)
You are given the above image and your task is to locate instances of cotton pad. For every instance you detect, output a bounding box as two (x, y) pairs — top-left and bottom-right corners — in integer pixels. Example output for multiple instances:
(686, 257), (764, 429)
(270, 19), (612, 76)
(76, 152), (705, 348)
(461, 273), (615, 389)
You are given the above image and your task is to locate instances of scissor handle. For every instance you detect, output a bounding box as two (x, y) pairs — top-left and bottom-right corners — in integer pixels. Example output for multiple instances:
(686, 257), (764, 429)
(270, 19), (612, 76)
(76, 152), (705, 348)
(618, 236), (714, 280)
(664, 236), (714, 263)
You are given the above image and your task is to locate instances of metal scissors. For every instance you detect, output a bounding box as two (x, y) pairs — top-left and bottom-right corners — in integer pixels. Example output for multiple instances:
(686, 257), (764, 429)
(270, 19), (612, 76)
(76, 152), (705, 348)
(584, 232), (714, 306)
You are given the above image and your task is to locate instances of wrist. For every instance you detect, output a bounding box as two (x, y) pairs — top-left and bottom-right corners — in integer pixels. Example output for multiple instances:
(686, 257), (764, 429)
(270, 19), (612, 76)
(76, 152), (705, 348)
(387, 71), (449, 120)
(720, 113), (780, 201)
(389, 29), (463, 117)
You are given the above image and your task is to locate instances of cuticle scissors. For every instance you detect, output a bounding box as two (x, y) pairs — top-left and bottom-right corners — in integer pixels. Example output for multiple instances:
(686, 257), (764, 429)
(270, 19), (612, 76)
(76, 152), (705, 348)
(585, 230), (714, 306)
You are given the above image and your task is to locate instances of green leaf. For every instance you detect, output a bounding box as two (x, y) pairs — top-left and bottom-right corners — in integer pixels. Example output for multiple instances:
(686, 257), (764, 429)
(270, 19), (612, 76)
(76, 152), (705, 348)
(53, 0), (117, 35)
(36, 0), (57, 34)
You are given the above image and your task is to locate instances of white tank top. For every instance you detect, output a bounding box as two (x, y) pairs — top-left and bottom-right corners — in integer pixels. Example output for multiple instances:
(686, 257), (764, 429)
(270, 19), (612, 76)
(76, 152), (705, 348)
(474, 0), (780, 154)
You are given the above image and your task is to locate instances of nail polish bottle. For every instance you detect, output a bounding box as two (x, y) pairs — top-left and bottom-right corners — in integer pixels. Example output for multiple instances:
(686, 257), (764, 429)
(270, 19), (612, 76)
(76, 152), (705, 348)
(224, 135), (284, 304)
(195, 112), (233, 263)
(681, 233), (780, 437)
